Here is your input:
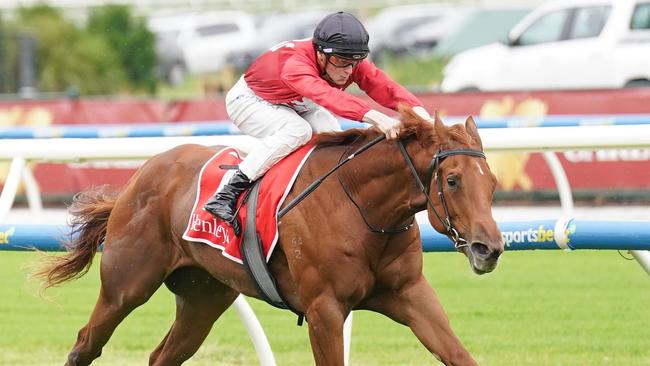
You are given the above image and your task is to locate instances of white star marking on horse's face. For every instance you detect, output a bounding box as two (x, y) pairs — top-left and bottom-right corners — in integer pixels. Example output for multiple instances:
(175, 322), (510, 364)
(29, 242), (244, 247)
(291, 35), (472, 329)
(476, 161), (484, 176)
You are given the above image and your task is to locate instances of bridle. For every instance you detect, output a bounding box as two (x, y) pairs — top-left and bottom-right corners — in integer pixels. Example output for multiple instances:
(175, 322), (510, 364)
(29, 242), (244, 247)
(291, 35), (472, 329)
(278, 135), (486, 250)
(397, 141), (486, 250)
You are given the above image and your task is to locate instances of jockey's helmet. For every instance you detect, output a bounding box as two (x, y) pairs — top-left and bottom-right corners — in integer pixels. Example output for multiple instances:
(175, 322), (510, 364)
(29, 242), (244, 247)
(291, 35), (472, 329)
(313, 12), (369, 60)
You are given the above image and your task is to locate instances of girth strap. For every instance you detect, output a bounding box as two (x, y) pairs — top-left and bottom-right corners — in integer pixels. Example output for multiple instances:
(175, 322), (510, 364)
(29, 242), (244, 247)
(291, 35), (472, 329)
(241, 180), (305, 325)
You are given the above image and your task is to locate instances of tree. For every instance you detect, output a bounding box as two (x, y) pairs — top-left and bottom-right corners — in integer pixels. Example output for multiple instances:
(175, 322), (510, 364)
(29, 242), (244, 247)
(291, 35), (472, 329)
(86, 5), (157, 93)
(2, 4), (157, 96)
(12, 5), (128, 95)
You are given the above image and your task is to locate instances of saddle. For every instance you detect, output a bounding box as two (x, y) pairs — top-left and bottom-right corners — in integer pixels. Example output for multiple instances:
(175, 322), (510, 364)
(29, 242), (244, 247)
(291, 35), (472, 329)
(182, 145), (314, 324)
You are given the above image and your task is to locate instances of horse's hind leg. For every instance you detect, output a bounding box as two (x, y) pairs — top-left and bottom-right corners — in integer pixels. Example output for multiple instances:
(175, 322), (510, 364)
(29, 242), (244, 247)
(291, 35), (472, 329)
(149, 267), (238, 366)
(65, 239), (169, 366)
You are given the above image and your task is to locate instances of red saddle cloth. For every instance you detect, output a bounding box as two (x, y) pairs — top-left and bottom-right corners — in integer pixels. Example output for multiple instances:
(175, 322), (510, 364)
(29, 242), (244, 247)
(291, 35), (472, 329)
(182, 144), (315, 264)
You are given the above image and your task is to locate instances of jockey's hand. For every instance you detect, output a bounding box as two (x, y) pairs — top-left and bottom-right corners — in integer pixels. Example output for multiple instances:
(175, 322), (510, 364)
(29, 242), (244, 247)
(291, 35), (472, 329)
(363, 109), (401, 140)
(412, 106), (431, 121)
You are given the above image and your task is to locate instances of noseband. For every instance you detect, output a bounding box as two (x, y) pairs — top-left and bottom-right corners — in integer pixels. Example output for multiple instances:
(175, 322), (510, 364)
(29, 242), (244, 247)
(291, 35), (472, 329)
(398, 141), (486, 250)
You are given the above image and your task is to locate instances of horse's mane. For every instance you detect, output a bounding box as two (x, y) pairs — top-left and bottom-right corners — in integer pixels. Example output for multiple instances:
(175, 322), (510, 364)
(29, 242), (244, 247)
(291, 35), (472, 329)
(315, 106), (470, 148)
(314, 126), (374, 147)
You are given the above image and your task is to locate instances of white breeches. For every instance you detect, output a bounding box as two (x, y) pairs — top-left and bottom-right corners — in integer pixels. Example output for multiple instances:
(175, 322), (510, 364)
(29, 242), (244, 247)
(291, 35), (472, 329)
(225, 76), (340, 180)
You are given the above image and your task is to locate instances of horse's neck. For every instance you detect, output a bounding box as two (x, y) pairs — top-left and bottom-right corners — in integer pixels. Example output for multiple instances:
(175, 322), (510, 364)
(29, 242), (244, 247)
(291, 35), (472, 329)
(336, 139), (427, 228)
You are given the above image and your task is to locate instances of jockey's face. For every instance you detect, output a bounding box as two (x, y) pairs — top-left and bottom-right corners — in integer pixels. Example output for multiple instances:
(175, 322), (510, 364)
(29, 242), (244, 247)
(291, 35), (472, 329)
(317, 52), (355, 86)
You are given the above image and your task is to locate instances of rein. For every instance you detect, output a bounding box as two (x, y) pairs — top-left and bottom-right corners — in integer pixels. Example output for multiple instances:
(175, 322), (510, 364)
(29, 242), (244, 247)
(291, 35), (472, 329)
(278, 134), (486, 249)
(278, 135), (385, 219)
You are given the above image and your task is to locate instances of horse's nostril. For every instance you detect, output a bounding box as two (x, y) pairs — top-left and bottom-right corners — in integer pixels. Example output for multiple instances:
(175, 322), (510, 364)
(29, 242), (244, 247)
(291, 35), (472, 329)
(470, 242), (490, 257)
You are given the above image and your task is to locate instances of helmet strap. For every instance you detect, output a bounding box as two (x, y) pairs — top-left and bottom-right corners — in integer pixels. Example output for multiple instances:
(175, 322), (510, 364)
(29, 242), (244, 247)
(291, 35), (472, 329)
(315, 50), (328, 77)
(320, 55), (338, 83)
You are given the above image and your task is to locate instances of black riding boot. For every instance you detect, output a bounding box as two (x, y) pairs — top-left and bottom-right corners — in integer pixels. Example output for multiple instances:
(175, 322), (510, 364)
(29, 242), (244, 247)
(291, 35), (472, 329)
(204, 169), (252, 236)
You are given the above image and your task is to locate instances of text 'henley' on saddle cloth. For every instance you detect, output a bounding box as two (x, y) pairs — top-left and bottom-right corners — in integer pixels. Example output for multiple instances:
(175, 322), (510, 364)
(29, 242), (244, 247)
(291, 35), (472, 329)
(182, 144), (315, 264)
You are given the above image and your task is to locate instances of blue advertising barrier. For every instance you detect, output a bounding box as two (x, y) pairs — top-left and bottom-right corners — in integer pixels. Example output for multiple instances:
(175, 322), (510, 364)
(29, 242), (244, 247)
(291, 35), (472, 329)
(2, 219), (649, 252)
(1, 115), (650, 139)
(0, 224), (69, 251)
(421, 219), (650, 251)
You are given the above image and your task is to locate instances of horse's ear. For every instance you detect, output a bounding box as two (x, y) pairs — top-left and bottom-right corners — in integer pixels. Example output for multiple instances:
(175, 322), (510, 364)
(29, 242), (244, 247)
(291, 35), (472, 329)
(433, 111), (448, 143)
(465, 116), (483, 150)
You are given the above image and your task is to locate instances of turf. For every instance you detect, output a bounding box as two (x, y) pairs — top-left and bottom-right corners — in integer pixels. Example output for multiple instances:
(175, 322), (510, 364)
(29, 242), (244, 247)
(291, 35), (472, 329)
(1, 250), (649, 365)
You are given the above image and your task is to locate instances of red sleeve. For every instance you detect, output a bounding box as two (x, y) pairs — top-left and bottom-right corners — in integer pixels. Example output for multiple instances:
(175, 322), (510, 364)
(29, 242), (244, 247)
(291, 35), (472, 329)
(280, 55), (373, 121)
(353, 60), (423, 111)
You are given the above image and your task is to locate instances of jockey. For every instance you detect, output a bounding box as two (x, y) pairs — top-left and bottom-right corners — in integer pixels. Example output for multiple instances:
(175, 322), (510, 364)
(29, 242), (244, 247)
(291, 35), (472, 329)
(204, 11), (430, 234)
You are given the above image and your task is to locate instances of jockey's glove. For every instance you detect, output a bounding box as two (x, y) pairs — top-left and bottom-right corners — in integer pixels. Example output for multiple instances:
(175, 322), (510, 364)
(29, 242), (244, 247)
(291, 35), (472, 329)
(363, 109), (401, 140)
(413, 106), (431, 121)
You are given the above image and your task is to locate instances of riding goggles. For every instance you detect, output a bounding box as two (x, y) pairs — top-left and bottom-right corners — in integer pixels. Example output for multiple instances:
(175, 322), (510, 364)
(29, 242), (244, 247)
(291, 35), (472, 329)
(327, 54), (364, 68)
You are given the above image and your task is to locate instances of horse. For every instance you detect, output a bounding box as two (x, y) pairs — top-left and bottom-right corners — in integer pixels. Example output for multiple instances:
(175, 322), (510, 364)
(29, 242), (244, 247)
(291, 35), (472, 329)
(36, 107), (504, 366)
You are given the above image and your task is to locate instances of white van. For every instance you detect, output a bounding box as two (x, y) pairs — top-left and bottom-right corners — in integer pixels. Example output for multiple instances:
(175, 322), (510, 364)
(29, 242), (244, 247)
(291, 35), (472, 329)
(149, 11), (256, 78)
(181, 11), (256, 75)
(441, 0), (650, 92)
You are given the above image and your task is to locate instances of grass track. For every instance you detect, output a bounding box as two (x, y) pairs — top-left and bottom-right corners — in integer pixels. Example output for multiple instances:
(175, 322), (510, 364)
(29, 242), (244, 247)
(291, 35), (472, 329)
(1, 250), (649, 365)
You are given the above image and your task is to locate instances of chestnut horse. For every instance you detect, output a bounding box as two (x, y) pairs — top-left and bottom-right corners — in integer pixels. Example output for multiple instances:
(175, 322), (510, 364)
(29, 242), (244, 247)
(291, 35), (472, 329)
(37, 108), (503, 366)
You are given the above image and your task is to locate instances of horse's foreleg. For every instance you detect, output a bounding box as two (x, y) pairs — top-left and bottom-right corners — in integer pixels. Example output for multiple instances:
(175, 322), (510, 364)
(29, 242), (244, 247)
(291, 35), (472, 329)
(306, 295), (347, 366)
(368, 276), (478, 366)
(149, 267), (238, 366)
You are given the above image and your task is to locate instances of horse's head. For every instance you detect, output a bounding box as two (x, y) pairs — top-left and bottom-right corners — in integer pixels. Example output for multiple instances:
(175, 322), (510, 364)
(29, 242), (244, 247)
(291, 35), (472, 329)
(400, 108), (504, 274)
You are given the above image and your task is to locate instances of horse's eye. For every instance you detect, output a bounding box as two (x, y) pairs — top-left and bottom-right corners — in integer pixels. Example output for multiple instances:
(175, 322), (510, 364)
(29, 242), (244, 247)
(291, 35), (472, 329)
(447, 176), (458, 189)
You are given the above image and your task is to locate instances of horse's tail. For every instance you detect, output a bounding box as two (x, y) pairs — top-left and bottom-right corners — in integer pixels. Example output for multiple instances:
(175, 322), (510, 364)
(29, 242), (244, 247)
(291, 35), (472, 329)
(34, 186), (117, 292)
